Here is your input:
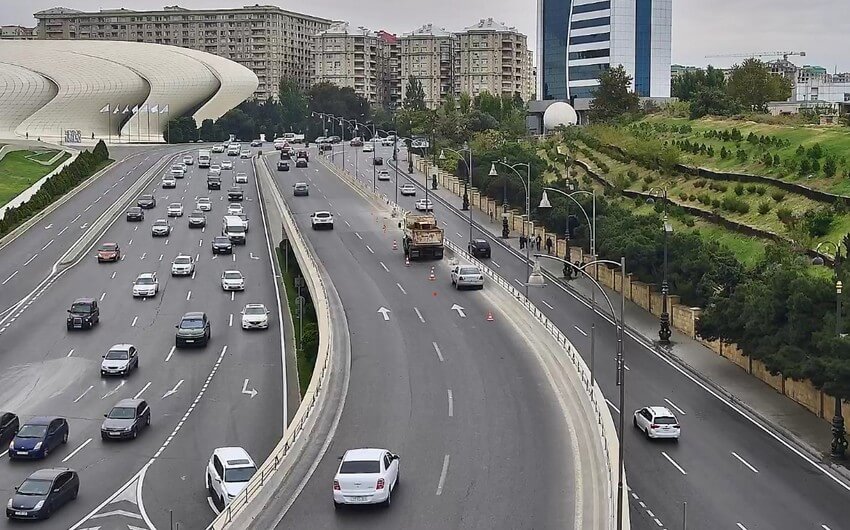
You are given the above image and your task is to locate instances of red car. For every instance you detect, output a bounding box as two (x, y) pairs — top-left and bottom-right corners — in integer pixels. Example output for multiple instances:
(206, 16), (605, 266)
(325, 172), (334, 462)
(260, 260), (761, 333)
(97, 242), (121, 263)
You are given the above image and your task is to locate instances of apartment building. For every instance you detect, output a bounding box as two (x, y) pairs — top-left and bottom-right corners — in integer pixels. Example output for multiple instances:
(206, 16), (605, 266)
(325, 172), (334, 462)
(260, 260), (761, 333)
(456, 18), (534, 102)
(314, 23), (384, 104)
(399, 24), (458, 109)
(33, 5), (335, 100)
(378, 31), (402, 108)
(0, 25), (37, 40)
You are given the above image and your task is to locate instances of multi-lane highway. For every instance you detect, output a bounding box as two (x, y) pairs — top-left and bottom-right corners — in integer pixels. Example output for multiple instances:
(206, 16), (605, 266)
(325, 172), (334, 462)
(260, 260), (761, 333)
(243, 149), (611, 529)
(0, 145), (287, 529)
(330, 140), (850, 530)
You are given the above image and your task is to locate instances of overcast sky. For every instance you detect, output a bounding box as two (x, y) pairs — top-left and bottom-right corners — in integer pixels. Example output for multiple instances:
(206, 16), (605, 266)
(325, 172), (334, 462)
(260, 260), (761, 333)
(5, 0), (849, 72)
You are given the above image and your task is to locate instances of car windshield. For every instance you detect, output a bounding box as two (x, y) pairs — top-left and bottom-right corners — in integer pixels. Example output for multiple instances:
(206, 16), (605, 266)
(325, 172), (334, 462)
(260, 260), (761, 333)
(105, 349), (129, 360)
(129, 208), (141, 213)
(214, 237), (230, 244)
(460, 267), (480, 275)
(16, 425), (47, 439)
(654, 416), (677, 425)
(140, 195), (152, 201)
(229, 225), (246, 233)
(16, 479), (52, 496)
(224, 466), (256, 483)
(198, 199), (210, 204)
(339, 460), (380, 474)
(224, 272), (242, 280)
(180, 318), (204, 329)
(136, 277), (154, 285)
(169, 204), (181, 209)
(174, 257), (191, 264)
(71, 302), (91, 312)
(191, 212), (204, 217)
(245, 306), (265, 315)
(100, 244), (117, 251)
(108, 407), (136, 419)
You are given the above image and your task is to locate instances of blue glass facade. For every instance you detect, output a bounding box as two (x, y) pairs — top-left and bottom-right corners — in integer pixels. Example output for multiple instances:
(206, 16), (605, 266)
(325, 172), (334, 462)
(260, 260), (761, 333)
(634, 0), (652, 96)
(541, 0), (572, 100)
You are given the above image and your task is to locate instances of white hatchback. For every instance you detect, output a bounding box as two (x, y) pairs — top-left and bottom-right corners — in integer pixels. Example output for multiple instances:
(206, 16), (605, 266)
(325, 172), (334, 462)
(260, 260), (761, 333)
(333, 448), (399, 508)
(207, 447), (257, 509)
(310, 211), (334, 230)
(633, 406), (681, 440)
(196, 197), (212, 212)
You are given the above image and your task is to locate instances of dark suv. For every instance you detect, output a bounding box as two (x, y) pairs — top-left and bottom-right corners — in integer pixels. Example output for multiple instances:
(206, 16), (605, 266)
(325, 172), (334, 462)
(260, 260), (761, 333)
(175, 311), (211, 347)
(227, 187), (244, 201)
(126, 207), (144, 222)
(66, 298), (99, 330)
(468, 239), (492, 259)
(207, 176), (222, 190)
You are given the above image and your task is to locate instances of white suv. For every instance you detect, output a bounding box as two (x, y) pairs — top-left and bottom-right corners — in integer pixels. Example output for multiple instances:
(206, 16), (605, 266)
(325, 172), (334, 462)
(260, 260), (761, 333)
(234, 172), (248, 184)
(221, 270), (245, 291)
(171, 254), (195, 276)
(633, 406), (681, 440)
(207, 447), (257, 509)
(333, 448), (399, 508)
(310, 211), (334, 230)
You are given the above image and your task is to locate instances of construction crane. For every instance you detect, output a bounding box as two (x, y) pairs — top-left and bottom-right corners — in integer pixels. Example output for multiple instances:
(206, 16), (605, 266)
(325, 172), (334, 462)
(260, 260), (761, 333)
(705, 51), (806, 61)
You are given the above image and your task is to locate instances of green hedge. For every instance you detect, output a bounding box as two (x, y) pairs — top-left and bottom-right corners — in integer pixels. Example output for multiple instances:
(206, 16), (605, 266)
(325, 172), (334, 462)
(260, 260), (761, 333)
(0, 141), (111, 238)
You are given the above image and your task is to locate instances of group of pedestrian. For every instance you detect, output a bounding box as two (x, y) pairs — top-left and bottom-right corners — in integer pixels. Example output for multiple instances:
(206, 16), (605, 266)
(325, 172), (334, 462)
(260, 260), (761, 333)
(518, 234), (554, 254)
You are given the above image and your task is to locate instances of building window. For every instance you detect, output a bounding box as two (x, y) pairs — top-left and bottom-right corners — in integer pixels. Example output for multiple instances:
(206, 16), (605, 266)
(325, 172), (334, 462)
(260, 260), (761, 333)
(573, 1), (611, 14)
(568, 63), (610, 81)
(569, 48), (610, 61)
(634, 0), (652, 96)
(571, 17), (610, 30)
(568, 32), (610, 45)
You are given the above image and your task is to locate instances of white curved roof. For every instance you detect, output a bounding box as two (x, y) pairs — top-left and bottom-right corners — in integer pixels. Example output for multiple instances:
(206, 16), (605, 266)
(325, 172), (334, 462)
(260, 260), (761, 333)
(0, 41), (257, 143)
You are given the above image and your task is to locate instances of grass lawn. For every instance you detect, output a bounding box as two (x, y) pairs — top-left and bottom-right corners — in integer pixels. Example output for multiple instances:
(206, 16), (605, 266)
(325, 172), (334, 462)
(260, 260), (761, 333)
(26, 150), (62, 163)
(276, 246), (317, 396)
(0, 149), (71, 207)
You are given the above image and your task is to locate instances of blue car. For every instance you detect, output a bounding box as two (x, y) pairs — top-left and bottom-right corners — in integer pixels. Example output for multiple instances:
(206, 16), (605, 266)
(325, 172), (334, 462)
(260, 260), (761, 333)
(9, 417), (68, 460)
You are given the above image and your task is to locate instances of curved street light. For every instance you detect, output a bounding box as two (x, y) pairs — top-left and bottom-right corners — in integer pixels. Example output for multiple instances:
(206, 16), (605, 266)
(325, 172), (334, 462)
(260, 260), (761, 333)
(490, 160), (531, 298)
(440, 144), (474, 245)
(538, 187), (596, 257)
(646, 186), (672, 345)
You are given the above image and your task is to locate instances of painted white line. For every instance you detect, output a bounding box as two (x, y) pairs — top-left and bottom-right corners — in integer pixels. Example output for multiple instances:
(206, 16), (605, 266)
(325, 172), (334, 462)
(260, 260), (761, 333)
(134, 382), (152, 399)
(661, 451), (688, 475)
(731, 451), (759, 473)
(513, 278), (523, 286)
(71, 214), (80, 223)
(436, 454), (450, 495)
(199, 239), (203, 247)
(195, 253), (199, 262)
(165, 346), (176, 362)
(231, 291), (235, 301)
(664, 398), (687, 415)
(73, 385), (93, 403)
(736, 524), (748, 530)
(162, 379), (184, 399)
(355, 232), (363, 240)
(23, 254), (37, 266)
(186, 291), (192, 301)
(121, 255), (126, 261)
(2, 270), (18, 285)
(345, 220), (351, 228)
(380, 261), (389, 272)
(229, 314), (233, 327)
(574, 325), (587, 337)
(128, 239), (133, 245)
(414, 307), (425, 323)
(131, 316), (138, 327)
(111, 271), (117, 279)
(433, 342), (444, 362)
(491, 260), (501, 268)
(653, 517), (663, 527)
(67, 348), (75, 357)
(57, 226), (68, 236)
(366, 244), (374, 254)
(396, 282), (407, 294)
(84, 204), (92, 212)
(822, 525), (833, 530)
(605, 399), (620, 414)
(542, 300), (554, 310)
(100, 292), (106, 301)
(192, 271), (196, 280)
(447, 389), (454, 417)
(41, 239), (54, 251)
(62, 438), (92, 463)
(101, 380), (126, 399)
(232, 253), (236, 262)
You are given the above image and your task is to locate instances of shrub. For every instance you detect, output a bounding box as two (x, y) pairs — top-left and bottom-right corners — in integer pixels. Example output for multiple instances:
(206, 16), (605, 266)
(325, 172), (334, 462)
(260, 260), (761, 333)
(711, 198), (721, 208)
(803, 209), (834, 237)
(694, 179), (707, 188)
(709, 182), (728, 193)
(762, 153), (773, 166)
(824, 157), (837, 177)
(799, 158), (811, 175)
(737, 149), (748, 162)
(771, 190), (786, 202)
(679, 192), (689, 201)
(808, 143), (823, 160)
(627, 169), (638, 180)
(758, 201), (772, 215)
(776, 207), (795, 225)
(698, 193), (712, 205)
(755, 186), (767, 195)
(722, 196), (750, 214)
(734, 184), (745, 196)
(643, 174), (655, 184)
(773, 154), (781, 166)
(811, 159), (821, 173)
(689, 194), (697, 201)
(795, 145), (806, 157)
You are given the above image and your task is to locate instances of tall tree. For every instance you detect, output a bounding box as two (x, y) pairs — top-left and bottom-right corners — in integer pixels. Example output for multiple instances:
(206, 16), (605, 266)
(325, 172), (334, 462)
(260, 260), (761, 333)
(689, 86), (740, 119)
(164, 116), (198, 143)
(198, 119), (221, 142)
(727, 58), (793, 112)
(672, 65), (726, 101)
(278, 78), (309, 132)
(404, 76), (427, 110)
(589, 65), (640, 123)
(214, 109), (255, 142)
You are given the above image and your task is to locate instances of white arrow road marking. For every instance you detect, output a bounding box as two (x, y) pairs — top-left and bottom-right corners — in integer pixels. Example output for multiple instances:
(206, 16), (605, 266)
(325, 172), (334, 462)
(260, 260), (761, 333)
(62, 438), (92, 463)
(44, 223), (53, 229)
(377, 307), (391, 321)
(101, 380), (125, 400)
(73, 385), (94, 403)
(140, 252), (146, 260)
(81, 223), (89, 229)
(250, 252), (260, 260)
(450, 304), (466, 318)
(162, 379), (184, 399)
(23, 254), (37, 266)
(91, 509), (143, 520)
(134, 382), (152, 399)
(241, 378), (258, 398)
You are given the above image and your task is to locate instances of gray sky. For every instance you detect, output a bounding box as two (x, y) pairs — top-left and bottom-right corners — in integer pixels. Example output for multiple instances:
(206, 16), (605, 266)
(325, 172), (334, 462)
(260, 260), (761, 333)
(5, 0), (849, 71)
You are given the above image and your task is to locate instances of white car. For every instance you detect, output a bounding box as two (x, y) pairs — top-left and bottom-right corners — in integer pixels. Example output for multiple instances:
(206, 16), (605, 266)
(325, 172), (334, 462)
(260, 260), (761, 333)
(381, 137), (394, 147)
(377, 169), (391, 181)
(333, 448), (399, 508)
(162, 175), (176, 188)
(236, 212), (249, 232)
(170, 167), (185, 179)
(171, 254), (195, 276)
(132, 272), (159, 297)
(221, 270), (245, 291)
(100, 344), (138, 377)
(196, 197), (212, 212)
(633, 406), (681, 440)
(234, 172), (248, 184)
(414, 198), (433, 211)
(450, 264), (484, 290)
(183, 155), (194, 166)
(167, 203), (184, 217)
(207, 447), (257, 509)
(227, 203), (243, 215)
(400, 184), (416, 196)
(221, 160), (233, 170)
(363, 143), (374, 153)
(241, 303), (270, 329)
(151, 219), (172, 237)
(240, 150), (252, 159)
(311, 211), (334, 230)
(209, 165), (222, 176)
(212, 145), (225, 154)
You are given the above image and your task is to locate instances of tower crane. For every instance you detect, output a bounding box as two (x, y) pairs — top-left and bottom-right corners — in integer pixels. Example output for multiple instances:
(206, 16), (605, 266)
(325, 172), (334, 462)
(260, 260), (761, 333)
(704, 51), (806, 61)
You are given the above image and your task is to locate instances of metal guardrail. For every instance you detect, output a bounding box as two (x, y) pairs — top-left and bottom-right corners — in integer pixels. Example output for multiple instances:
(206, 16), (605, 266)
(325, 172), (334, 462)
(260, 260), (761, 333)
(208, 157), (333, 529)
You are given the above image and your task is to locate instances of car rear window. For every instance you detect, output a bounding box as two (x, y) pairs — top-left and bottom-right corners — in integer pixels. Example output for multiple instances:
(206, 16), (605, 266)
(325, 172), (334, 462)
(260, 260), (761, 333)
(339, 460), (380, 474)
(460, 267), (480, 275)
(654, 416), (677, 425)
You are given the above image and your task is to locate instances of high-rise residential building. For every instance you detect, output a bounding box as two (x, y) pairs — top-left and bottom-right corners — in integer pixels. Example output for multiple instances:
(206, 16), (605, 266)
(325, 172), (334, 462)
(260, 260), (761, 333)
(1, 25), (37, 40)
(456, 18), (535, 102)
(378, 31), (402, 108)
(314, 23), (384, 104)
(400, 24), (458, 109)
(538, 0), (672, 100)
(32, 5), (335, 101)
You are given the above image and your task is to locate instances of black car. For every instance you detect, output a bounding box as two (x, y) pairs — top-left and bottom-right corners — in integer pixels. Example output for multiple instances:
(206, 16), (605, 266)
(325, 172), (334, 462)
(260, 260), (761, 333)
(227, 187), (244, 201)
(211, 236), (233, 254)
(6, 468), (79, 520)
(277, 161), (290, 171)
(280, 151), (291, 160)
(296, 150), (309, 162)
(188, 210), (206, 228)
(137, 195), (156, 209)
(175, 311), (211, 348)
(373, 156), (384, 165)
(250, 140), (262, 147)
(126, 207), (144, 222)
(207, 176), (222, 190)
(0, 411), (20, 447)
(468, 239), (492, 259)
(66, 298), (99, 330)
(319, 143), (332, 152)
(101, 399), (151, 440)
(295, 159), (307, 168)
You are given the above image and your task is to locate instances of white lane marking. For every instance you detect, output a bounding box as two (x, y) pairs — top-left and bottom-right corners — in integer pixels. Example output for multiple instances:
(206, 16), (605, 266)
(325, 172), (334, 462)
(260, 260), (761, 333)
(491, 260), (501, 268)
(232, 253), (236, 262)
(57, 226), (68, 236)
(165, 239), (169, 245)
(165, 346), (176, 362)
(736, 524), (748, 530)
(414, 307), (425, 323)
(134, 381), (152, 399)
(199, 239), (203, 247)
(447, 389), (454, 417)
(653, 517), (663, 527)
(67, 348), (75, 357)
(664, 398), (687, 415)
(344, 220), (351, 228)
(231, 291), (235, 301)
(731, 451), (759, 473)
(111, 271), (117, 279)
(131, 316), (138, 327)
(62, 438), (92, 463)
(73, 385), (93, 403)
(85, 204), (92, 212)
(23, 254), (37, 266)
(41, 239), (54, 250)
(101, 380), (125, 400)
(192, 271), (196, 280)
(380, 261), (389, 272)
(128, 238), (133, 245)
(229, 314), (233, 327)
(366, 244), (374, 254)
(396, 283), (407, 294)
(574, 325), (587, 337)
(541, 300), (554, 310)
(822, 525), (833, 530)
(100, 292), (106, 301)
(436, 454), (450, 495)
(355, 232), (363, 240)
(661, 451), (688, 475)
(159, 254), (163, 261)
(513, 278), (523, 286)
(433, 342), (444, 362)
(186, 291), (192, 301)
(2, 271), (18, 285)
(94, 196), (102, 203)
(605, 399), (620, 413)
(71, 214), (80, 223)
(455, 232), (463, 238)
(195, 253), (200, 262)
(120, 255), (126, 261)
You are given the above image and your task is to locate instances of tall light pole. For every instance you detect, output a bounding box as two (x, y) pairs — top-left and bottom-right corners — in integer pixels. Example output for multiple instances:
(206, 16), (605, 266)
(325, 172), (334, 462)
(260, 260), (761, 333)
(528, 254), (627, 530)
(538, 187), (596, 256)
(647, 186), (672, 344)
(490, 160), (532, 299)
(339, 117), (361, 174)
(440, 144), (473, 244)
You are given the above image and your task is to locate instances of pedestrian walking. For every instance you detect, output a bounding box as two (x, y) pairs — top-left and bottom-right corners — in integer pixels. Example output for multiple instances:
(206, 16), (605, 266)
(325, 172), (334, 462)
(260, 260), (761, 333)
(545, 236), (553, 255)
(489, 209), (494, 223)
(536, 235), (542, 251)
(519, 234), (525, 249)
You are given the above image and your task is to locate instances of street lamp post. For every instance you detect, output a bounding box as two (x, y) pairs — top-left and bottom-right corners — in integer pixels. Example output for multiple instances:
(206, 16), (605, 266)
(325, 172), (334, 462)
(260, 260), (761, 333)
(539, 187), (597, 256)
(440, 145), (473, 244)
(490, 160), (532, 299)
(647, 186), (672, 344)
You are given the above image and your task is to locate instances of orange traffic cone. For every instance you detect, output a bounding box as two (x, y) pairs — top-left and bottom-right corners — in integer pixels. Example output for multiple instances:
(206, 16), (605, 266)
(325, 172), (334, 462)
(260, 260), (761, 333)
(392, 239), (398, 251)
(486, 311), (494, 322)
(429, 267), (436, 281)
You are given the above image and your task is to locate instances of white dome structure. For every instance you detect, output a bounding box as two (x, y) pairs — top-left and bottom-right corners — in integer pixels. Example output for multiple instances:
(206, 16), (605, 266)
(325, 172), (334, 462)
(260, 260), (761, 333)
(0, 41), (258, 143)
(543, 102), (578, 131)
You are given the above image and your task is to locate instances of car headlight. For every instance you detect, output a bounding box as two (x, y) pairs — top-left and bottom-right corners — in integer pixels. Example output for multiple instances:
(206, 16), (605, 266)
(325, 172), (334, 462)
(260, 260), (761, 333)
(33, 500), (44, 510)
(123, 426), (133, 432)
(8, 441), (13, 450)
(34, 442), (42, 450)
(6, 499), (11, 508)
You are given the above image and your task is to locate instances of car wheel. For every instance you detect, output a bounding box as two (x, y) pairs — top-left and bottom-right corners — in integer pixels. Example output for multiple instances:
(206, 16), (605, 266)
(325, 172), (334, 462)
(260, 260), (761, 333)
(333, 500), (342, 510)
(146, 414), (151, 426)
(132, 428), (137, 439)
(43, 447), (49, 458)
(383, 488), (391, 508)
(43, 503), (52, 520)
(632, 417), (638, 428)
(207, 474), (215, 496)
(71, 487), (78, 500)
(62, 431), (68, 444)
(645, 426), (652, 439)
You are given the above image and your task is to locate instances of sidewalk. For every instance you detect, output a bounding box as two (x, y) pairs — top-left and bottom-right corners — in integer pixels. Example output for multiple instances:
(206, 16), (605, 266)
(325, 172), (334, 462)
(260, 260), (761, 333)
(392, 154), (843, 472)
